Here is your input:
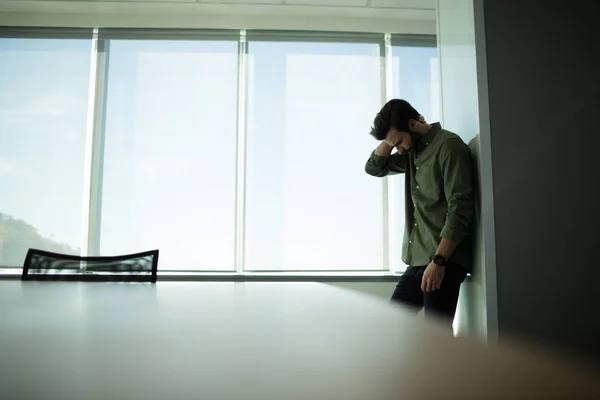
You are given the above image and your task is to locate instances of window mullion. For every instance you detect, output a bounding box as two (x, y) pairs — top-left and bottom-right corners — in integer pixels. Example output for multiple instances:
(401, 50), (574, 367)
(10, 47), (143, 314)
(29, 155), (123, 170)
(383, 33), (395, 274)
(234, 30), (249, 274)
(81, 29), (109, 258)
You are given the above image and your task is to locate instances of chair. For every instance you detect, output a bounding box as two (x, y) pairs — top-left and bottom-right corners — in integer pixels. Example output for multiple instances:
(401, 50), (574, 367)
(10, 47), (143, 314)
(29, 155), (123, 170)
(21, 249), (159, 283)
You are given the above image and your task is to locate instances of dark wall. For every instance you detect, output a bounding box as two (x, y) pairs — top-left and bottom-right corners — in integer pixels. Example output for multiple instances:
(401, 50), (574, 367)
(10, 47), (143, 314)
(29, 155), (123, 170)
(480, 0), (600, 360)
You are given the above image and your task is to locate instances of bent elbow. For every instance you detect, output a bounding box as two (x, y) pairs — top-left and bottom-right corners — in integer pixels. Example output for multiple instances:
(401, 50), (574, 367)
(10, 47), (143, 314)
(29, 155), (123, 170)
(365, 163), (387, 177)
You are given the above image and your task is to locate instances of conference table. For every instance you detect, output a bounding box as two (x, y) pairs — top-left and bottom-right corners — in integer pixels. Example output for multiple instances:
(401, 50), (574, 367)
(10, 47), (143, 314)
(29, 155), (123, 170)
(1, 280), (599, 399)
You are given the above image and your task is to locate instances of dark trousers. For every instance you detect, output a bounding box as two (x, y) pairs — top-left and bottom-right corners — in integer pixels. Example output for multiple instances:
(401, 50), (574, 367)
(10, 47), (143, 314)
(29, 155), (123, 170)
(390, 264), (467, 325)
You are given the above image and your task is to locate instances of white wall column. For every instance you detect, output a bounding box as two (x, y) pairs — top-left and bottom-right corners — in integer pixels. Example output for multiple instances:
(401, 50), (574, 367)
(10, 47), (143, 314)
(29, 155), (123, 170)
(437, 0), (497, 341)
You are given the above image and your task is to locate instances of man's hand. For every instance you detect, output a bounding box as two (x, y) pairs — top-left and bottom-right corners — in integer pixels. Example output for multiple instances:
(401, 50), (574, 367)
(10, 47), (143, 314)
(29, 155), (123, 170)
(374, 140), (394, 157)
(421, 262), (445, 292)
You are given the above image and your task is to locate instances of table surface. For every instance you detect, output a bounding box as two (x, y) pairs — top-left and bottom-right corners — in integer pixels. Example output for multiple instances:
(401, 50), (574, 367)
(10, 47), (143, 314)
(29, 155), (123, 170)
(1, 281), (599, 400)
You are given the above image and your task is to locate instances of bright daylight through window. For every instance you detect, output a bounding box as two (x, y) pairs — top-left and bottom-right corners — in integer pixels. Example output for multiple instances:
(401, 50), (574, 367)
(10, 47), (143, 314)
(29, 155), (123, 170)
(0, 28), (439, 275)
(100, 38), (238, 271)
(246, 38), (382, 271)
(0, 36), (91, 267)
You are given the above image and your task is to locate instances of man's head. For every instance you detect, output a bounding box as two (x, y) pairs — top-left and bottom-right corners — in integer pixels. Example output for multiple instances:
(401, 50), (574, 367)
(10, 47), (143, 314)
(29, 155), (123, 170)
(369, 99), (429, 154)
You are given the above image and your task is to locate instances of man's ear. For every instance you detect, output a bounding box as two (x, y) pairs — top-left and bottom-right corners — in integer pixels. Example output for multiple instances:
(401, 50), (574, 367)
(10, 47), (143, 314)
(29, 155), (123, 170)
(408, 119), (418, 131)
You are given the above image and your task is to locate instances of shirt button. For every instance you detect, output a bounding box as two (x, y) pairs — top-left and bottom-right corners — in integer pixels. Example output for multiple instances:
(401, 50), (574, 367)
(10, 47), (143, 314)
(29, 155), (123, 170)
(416, 185), (419, 189)
(416, 167), (419, 170)
(414, 222), (417, 226)
(409, 240), (412, 244)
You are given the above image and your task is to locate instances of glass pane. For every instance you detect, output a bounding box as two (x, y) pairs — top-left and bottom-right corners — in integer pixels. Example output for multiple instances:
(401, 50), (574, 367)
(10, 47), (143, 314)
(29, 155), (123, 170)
(245, 41), (384, 271)
(100, 40), (238, 271)
(391, 45), (441, 273)
(0, 39), (91, 266)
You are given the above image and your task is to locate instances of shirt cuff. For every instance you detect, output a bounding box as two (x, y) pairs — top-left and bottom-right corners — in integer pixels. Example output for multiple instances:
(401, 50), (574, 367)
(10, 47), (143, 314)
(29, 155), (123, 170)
(440, 224), (466, 244)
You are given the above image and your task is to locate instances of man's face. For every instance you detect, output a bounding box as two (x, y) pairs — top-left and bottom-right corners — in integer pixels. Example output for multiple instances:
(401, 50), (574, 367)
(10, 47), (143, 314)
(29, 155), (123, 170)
(386, 128), (414, 154)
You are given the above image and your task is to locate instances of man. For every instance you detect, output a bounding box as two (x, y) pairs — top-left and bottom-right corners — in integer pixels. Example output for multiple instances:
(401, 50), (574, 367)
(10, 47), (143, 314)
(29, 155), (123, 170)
(365, 99), (474, 326)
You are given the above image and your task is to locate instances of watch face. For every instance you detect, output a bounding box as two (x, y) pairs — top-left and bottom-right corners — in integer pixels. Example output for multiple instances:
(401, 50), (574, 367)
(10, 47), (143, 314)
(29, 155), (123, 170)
(433, 255), (446, 265)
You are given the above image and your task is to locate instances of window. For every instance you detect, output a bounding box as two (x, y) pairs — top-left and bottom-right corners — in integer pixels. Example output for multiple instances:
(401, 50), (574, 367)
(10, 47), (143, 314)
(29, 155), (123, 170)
(392, 45), (440, 121)
(391, 44), (440, 273)
(0, 37), (91, 267)
(100, 39), (239, 271)
(245, 38), (384, 271)
(0, 29), (440, 275)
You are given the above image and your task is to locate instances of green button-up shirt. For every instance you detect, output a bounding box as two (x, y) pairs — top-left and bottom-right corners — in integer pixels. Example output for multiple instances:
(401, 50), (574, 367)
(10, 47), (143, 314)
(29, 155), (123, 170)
(365, 123), (475, 270)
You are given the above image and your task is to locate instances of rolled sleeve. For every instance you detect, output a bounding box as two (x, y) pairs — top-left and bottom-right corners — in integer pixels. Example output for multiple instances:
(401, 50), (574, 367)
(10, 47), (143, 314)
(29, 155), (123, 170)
(440, 138), (474, 244)
(364, 151), (406, 177)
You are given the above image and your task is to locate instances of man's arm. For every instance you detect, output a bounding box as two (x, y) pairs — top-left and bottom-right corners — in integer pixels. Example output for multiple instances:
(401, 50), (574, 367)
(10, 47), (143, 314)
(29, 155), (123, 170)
(364, 142), (407, 177)
(434, 238), (458, 262)
(421, 137), (474, 292)
(438, 137), (475, 251)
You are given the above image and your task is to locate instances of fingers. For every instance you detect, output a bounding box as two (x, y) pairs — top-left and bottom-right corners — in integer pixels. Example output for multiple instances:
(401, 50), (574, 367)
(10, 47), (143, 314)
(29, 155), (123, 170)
(428, 278), (436, 292)
(422, 275), (443, 292)
(422, 275), (433, 292)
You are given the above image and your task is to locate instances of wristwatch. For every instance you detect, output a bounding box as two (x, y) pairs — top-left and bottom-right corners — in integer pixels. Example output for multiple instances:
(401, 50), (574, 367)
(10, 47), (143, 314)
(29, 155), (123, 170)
(431, 254), (447, 266)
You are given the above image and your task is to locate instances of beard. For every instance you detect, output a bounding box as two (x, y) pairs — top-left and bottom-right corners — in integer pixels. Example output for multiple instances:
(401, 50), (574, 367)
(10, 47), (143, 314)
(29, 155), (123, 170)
(408, 131), (422, 152)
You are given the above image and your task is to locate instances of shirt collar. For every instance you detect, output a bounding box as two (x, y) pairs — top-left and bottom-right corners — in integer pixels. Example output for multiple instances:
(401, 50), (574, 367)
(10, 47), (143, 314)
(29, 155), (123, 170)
(417, 122), (442, 152)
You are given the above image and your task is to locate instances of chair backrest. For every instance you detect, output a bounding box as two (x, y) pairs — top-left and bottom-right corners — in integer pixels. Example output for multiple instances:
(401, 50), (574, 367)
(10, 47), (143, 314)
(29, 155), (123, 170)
(22, 249), (159, 283)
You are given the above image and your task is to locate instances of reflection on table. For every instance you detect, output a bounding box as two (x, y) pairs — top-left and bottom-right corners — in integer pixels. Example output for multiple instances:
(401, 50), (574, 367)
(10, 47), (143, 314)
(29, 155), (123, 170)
(0, 281), (598, 400)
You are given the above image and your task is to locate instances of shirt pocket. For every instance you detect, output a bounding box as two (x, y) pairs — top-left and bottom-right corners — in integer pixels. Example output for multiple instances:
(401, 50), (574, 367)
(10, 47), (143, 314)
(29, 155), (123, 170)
(414, 162), (443, 200)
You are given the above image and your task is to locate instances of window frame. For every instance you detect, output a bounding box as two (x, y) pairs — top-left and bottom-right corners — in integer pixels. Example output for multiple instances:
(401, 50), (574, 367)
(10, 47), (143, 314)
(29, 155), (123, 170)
(0, 26), (94, 39)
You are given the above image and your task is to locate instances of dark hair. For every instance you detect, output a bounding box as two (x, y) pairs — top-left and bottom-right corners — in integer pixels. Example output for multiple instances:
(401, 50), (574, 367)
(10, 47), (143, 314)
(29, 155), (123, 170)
(369, 99), (420, 140)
